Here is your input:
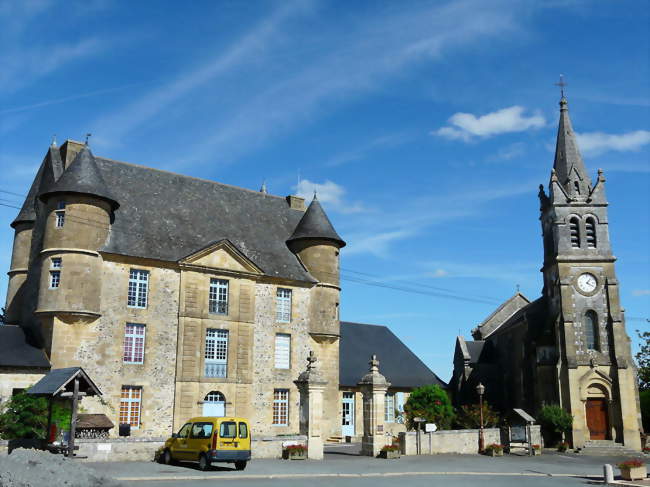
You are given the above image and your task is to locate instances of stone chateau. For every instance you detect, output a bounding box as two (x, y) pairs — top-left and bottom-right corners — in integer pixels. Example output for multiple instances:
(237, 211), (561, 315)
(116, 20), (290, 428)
(451, 96), (642, 450)
(0, 140), (442, 440)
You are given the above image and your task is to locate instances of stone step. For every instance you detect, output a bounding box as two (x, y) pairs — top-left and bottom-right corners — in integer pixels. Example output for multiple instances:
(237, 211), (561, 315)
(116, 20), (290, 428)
(576, 443), (642, 456)
(326, 436), (344, 443)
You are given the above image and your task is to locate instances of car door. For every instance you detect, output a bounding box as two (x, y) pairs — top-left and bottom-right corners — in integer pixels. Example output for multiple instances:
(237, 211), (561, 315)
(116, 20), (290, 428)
(217, 420), (238, 453)
(171, 423), (192, 461)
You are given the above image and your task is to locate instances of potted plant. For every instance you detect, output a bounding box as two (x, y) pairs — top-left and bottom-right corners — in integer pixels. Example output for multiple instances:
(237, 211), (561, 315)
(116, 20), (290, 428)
(379, 443), (400, 459)
(557, 441), (570, 452)
(484, 443), (504, 457)
(282, 444), (307, 460)
(531, 444), (541, 455)
(618, 459), (647, 481)
(643, 446), (650, 455)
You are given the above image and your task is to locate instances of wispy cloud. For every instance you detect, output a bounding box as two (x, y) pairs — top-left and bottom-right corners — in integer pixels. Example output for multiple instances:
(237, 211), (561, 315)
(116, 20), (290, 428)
(487, 142), (526, 163)
(294, 179), (366, 214)
(434, 106), (545, 142)
(145, 0), (524, 167)
(424, 260), (539, 285)
(577, 130), (650, 156)
(632, 289), (650, 297)
(324, 133), (412, 167)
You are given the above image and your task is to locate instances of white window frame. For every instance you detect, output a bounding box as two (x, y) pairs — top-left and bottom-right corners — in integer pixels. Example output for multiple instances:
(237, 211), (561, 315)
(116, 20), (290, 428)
(55, 201), (66, 228)
(209, 278), (229, 315)
(205, 329), (228, 378)
(276, 288), (292, 322)
(273, 389), (289, 426)
(128, 269), (149, 308)
(119, 386), (142, 429)
(51, 257), (62, 269)
(274, 333), (291, 369)
(385, 392), (395, 423)
(123, 323), (146, 364)
(49, 271), (60, 289)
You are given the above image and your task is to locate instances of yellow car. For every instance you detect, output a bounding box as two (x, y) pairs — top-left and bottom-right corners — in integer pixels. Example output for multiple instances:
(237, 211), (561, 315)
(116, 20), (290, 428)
(159, 417), (251, 471)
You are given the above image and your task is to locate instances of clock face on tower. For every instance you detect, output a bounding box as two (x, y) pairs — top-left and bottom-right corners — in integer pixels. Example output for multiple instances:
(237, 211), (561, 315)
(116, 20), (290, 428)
(576, 273), (598, 294)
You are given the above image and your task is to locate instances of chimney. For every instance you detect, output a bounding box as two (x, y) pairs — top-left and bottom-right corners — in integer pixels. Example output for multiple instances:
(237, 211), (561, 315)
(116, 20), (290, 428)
(286, 195), (305, 211)
(59, 140), (86, 169)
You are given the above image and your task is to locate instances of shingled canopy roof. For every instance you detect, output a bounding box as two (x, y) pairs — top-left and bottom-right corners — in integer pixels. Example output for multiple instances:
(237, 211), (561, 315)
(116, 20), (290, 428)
(339, 321), (446, 389)
(28, 367), (101, 397)
(0, 325), (50, 368)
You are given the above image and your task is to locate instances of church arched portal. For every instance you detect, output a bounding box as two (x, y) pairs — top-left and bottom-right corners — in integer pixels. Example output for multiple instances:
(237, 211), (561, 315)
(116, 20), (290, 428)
(203, 391), (226, 417)
(585, 383), (610, 440)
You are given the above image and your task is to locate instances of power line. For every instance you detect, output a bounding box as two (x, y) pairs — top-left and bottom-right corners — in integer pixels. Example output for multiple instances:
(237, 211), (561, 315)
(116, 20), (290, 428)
(0, 188), (26, 198)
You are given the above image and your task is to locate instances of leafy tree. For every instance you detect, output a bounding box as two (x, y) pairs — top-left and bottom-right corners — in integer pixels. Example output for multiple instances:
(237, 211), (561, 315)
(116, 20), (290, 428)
(403, 384), (455, 430)
(0, 393), (71, 440)
(455, 402), (500, 429)
(538, 404), (573, 446)
(0, 307), (6, 324)
(636, 329), (650, 391)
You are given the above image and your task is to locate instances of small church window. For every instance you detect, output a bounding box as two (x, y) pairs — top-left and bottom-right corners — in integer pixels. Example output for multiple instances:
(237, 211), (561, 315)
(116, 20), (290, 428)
(569, 217), (580, 248)
(574, 181), (580, 194)
(585, 218), (597, 248)
(584, 310), (599, 350)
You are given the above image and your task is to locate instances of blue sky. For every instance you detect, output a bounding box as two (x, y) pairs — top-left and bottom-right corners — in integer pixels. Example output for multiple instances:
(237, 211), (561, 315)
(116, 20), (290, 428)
(0, 0), (648, 381)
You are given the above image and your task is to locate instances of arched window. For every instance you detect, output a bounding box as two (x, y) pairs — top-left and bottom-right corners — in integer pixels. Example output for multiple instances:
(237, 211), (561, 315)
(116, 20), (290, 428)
(574, 181), (580, 195)
(569, 217), (580, 248)
(203, 391), (226, 417)
(584, 311), (599, 350)
(585, 217), (597, 248)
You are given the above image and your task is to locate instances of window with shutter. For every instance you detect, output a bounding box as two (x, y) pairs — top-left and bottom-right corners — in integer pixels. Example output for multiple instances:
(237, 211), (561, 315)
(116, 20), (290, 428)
(275, 334), (291, 369)
(585, 218), (597, 248)
(569, 217), (580, 248)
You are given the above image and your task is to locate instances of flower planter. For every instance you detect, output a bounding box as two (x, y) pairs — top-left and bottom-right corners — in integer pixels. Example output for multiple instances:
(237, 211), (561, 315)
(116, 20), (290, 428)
(620, 465), (647, 481)
(485, 449), (503, 457)
(283, 450), (307, 460)
(379, 449), (400, 459)
(532, 449), (541, 455)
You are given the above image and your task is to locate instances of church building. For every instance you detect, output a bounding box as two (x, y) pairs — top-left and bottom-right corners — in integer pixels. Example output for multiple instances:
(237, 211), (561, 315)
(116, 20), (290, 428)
(451, 96), (642, 450)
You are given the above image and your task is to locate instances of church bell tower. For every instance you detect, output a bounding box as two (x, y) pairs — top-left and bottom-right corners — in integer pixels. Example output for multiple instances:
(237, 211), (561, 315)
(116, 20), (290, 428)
(539, 95), (640, 449)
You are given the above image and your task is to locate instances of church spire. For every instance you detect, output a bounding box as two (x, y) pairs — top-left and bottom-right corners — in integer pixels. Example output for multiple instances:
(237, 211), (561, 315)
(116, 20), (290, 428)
(552, 96), (592, 198)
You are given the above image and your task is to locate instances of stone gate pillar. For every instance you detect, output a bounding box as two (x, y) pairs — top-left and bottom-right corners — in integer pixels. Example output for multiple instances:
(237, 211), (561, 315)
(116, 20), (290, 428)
(294, 351), (328, 460)
(358, 354), (391, 457)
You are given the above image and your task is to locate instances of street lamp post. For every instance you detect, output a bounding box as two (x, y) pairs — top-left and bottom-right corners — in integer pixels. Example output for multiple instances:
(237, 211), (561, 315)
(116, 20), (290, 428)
(476, 382), (485, 453)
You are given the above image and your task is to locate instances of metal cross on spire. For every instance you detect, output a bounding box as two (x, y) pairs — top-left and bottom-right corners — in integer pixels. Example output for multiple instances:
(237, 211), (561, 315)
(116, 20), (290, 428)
(85, 133), (92, 145)
(555, 74), (567, 98)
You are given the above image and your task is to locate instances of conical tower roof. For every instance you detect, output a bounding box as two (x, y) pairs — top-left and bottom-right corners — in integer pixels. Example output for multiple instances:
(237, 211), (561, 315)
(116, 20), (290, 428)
(553, 97), (592, 196)
(39, 145), (119, 209)
(287, 195), (346, 248)
(11, 146), (62, 228)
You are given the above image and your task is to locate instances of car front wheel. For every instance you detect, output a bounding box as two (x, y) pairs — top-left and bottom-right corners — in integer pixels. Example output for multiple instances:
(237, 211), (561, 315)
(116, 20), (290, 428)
(163, 450), (174, 465)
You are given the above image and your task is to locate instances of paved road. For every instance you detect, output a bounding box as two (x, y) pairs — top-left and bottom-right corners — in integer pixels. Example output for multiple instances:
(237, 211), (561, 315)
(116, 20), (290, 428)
(86, 445), (645, 486)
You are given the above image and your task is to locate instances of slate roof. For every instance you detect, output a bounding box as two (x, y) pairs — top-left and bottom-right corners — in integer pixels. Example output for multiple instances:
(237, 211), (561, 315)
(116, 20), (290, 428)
(91, 158), (315, 281)
(0, 325), (50, 368)
(39, 146), (119, 210)
(486, 296), (547, 338)
(28, 367), (101, 396)
(339, 321), (446, 389)
(472, 292), (530, 340)
(288, 195), (346, 248)
(465, 341), (485, 363)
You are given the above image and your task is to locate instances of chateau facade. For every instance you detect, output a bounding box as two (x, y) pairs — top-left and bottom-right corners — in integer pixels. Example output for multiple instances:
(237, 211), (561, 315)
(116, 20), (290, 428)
(1, 140), (442, 440)
(451, 96), (642, 450)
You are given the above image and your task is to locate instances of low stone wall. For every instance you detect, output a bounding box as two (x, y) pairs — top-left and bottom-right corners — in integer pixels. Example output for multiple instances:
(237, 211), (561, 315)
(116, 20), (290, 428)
(252, 435), (307, 459)
(400, 428), (501, 455)
(399, 425), (542, 455)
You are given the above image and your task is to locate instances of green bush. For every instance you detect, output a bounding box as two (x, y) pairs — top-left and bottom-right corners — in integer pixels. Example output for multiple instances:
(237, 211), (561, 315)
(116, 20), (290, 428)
(640, 390), (650, 433)
(403, 385), (455, 430)
(538, 405), (573, 446)
(455, 402), (501, 429)
(0, 393), (72, 440)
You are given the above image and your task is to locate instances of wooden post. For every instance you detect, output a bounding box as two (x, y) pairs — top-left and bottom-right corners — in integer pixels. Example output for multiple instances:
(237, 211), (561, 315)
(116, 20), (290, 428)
(46, 398), (53, 446)
(67, 378), (79, 458)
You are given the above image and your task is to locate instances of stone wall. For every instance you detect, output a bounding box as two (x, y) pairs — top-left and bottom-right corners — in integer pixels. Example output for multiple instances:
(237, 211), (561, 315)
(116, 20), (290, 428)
(0, 370), (47, 405)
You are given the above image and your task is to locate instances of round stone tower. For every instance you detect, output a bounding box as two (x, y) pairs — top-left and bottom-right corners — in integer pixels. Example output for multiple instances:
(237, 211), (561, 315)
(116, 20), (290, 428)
(287, 194), (345, 438)
(35, 145), (118, 355)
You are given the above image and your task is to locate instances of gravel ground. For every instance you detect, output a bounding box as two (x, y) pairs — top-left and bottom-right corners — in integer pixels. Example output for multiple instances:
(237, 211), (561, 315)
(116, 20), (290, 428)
(0, 449), (123, 487)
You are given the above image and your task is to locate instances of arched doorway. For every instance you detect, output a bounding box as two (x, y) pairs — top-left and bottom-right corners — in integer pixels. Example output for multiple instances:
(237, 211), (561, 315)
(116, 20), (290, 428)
(203, 391), (225, 417)
(585, 384), (609, 440)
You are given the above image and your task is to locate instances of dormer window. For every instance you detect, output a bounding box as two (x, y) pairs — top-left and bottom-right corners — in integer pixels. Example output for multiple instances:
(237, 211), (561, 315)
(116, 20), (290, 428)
(569, 217), (580, 248)
(585, 218), (597, 248)
(55, 201), (66, 228)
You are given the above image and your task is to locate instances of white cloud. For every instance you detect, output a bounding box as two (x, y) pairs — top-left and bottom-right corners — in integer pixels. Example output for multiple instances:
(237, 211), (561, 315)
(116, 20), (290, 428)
(344, 229), (416, 257)
(295, 179), (365, 214)
(431, 269), (449, 278)
(632, 289), (650, 297)
(577, 130), (650, 156)
(434, 106), (546, 142)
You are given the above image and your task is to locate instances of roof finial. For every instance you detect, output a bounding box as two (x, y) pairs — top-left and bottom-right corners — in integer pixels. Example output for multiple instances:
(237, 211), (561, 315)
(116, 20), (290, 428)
(85, 133), (92, 146)
(260, 180), (267, 194)
(313, 189), (318, 200)
(51, 134), (57, 147)
(555, 74), (567, 99)
(516, 283), (520, 294)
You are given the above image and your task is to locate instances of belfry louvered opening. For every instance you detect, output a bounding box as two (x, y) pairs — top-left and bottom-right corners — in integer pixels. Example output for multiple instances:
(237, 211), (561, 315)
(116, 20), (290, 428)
(569, 217), (580, 248)
(585, 217), (597, 248)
